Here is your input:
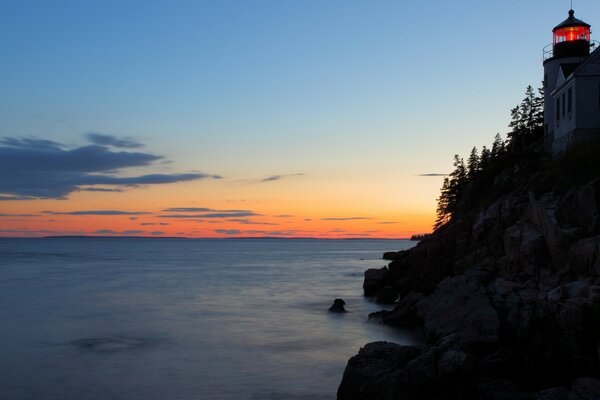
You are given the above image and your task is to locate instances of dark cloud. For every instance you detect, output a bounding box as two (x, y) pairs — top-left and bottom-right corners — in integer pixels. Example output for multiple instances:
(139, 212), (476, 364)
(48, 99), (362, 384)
(43, 210), (151, 216)
(274, 214), (294, 218)
(95, 229), (116, 234)
(86, 133), (144, 148)
(151, 231), (165, 236)
(162, 207), (249, 213)
(0, 136), (221, 200)
(78, 187), (124, 193)
(140, 223), (156, 226)
(122, 230), (144, 235)
(159, 222), (169, 226)
(215, 229), (241, 235)
(378, 221), (398, 225)
(321, 217), (372, 221)
(227, 219), (278, 226)
(417, 173), (448, 177)
(260, 173), (305, 182)
(158, 211), (260, 219)
(0, 213), (37, 217)
(162, 207), (213, 212)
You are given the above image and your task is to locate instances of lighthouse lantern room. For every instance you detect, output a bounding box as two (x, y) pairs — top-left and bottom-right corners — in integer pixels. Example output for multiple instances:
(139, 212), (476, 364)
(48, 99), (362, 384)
(552, 10), (591, 58)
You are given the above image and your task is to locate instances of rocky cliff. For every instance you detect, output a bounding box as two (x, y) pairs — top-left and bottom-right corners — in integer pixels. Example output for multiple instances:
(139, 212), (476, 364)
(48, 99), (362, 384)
(338, 145), (600, 399)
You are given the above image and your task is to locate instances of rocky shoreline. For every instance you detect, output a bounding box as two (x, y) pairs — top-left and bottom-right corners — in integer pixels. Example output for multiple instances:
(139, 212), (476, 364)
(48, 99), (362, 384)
(337, 178), (600, 399)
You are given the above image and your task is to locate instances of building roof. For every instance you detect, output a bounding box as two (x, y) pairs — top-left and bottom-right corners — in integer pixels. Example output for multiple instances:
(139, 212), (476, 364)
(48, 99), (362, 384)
(553, 9), (591, 32)
(560, 63), (581, 78)
(552, 47), (600, 96)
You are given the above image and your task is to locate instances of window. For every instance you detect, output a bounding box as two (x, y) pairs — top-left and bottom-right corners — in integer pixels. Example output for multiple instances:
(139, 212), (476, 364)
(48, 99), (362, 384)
(568, 87), (572, 114)
(562, 93), (566, 116)
(557, 98), (560, 121)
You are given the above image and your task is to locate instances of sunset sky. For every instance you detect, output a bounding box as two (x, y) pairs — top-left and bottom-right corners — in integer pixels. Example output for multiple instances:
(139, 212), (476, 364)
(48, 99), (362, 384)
(1, 1), (599, 238)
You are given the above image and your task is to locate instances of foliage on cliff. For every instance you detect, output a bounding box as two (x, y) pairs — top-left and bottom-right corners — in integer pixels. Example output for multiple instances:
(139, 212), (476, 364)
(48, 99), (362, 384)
(434, 85), (545, 229)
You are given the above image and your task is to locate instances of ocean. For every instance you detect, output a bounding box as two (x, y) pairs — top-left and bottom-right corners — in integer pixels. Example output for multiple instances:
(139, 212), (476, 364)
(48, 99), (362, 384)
(0, 238), (418, 400)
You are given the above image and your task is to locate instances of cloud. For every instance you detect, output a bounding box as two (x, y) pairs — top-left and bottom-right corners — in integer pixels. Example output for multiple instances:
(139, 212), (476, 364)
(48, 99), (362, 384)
(85, 133), (144, 148)
(158, 211), (260, 219)
(260, 173), (305, 182)
(274, 214), (294, 218)
(94, 229), (116, 234)
(150, 231), (165, 236)
(162, 207), (249, 213)
(226, 219), (278, 226)
(78, 187), (124, 193)
(140, 223), (156, 226)
(417, 173), (448, 177)
(215, 229), (241, 235)
(321, 217), (373, 221)
(43, 210), (151, 216)
(0, 213), (37, 217)
(122, 230), (144, 235)
(0, 135), (221, 200)
(378, 221), (398, 225)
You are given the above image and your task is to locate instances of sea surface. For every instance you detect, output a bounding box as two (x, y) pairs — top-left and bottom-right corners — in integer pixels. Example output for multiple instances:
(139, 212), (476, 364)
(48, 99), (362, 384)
(0, 238), (418, 400)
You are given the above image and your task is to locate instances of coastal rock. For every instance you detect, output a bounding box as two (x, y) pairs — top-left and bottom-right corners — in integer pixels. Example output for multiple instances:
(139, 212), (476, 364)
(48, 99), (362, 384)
(421, 270), (499, 345)
(363, 267), (389, 297)
(337, 341), (424, 400)
(343, 171), (600, 397)
(374, 286), (398, 304)
(570, 377), (600, 400)
(328, 298), (347, 313)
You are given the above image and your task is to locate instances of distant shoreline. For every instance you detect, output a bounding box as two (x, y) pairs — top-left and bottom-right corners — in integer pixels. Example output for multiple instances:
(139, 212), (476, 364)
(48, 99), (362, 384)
(0, 235), (413, 241)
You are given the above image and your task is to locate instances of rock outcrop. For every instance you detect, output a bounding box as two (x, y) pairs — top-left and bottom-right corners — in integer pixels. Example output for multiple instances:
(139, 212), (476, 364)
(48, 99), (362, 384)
(339, 176), (600, 399)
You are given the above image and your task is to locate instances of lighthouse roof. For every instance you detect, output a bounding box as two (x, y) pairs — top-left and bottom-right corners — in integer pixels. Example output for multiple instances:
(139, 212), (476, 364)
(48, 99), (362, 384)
(553, 9), (591, 32)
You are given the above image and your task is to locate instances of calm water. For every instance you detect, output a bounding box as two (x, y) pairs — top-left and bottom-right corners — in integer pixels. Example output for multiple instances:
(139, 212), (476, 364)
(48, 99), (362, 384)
(0, 238), (417, 400)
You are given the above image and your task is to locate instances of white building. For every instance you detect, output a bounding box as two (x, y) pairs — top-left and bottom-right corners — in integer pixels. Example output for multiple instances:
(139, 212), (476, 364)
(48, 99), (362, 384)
(543, 9), (600, 154)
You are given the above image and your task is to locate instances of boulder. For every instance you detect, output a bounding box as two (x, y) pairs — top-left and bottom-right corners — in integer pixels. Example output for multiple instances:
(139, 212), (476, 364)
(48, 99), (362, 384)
(328, 298), (347, 313)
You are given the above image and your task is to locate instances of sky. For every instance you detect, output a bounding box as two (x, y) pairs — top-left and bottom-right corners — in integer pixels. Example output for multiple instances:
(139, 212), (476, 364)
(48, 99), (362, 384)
(1, 0), (599, 238)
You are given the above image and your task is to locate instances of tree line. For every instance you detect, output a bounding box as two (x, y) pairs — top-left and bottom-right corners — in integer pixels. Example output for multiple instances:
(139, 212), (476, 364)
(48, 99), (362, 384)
(434, 85), (544, 229)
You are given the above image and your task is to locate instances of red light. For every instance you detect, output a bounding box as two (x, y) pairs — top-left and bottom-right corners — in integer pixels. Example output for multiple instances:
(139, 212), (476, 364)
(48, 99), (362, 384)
(554, 26), (590, 44)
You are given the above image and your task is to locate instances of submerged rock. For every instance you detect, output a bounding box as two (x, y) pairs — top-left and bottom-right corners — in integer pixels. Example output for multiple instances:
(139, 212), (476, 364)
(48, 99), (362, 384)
(329, 298), (347, 313)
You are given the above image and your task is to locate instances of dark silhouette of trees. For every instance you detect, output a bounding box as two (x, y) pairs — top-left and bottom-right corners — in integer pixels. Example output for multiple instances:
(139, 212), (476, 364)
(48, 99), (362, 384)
(433, 85), (546, 230)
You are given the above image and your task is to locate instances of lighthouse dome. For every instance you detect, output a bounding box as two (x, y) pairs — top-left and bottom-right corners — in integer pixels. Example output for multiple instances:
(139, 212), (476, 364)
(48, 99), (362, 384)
(552, 9), (591, 59)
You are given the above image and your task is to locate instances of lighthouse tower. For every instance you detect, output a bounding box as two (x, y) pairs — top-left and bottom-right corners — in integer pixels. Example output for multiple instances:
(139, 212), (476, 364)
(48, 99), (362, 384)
(543, 9), (592, 151)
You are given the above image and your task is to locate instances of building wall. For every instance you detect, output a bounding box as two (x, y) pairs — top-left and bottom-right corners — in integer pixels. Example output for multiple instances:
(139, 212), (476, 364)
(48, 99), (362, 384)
(543, 56), (589, 150)
(576, 77), (600, 129)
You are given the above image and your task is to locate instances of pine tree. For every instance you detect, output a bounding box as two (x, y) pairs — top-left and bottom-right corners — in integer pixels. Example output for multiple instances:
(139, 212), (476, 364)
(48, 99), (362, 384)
(491, 133), (505, 159)
(434, 177), (451, 229)
(480, 146), (491, 170)
(467, 147), (480, 178)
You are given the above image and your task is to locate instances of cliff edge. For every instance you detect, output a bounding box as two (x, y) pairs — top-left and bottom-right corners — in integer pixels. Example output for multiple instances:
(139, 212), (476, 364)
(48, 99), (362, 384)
(338, 140), (600, 399)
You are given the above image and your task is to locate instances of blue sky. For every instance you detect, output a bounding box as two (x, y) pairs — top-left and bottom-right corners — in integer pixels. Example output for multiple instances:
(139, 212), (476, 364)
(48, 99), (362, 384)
(1, 0), (599, 237)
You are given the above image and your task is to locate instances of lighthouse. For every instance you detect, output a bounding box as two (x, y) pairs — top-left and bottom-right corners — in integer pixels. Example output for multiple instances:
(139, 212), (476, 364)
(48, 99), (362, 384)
(543, 9), (600, 154)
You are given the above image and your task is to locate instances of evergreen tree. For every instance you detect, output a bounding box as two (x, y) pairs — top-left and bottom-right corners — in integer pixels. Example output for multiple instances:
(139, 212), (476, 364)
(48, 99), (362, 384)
(491, 133), (505, 158)
(467, 147), (480, 178)
(434, 177), (451, 229)
(480, 146), (491, 170)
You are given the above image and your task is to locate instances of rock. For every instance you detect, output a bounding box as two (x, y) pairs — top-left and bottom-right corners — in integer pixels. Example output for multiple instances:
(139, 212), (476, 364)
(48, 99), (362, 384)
(328, 298), (347, 313)
(368, 291), (424, 326)
(570, 377), (600, 400)
(538, 387), (570, 400)
(383, 251), (402, 260)
(363, 267), (388, 297)
(337, 341), (424, 400)
(421, 270), (500, 345)
(374, 286), (398, 304)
